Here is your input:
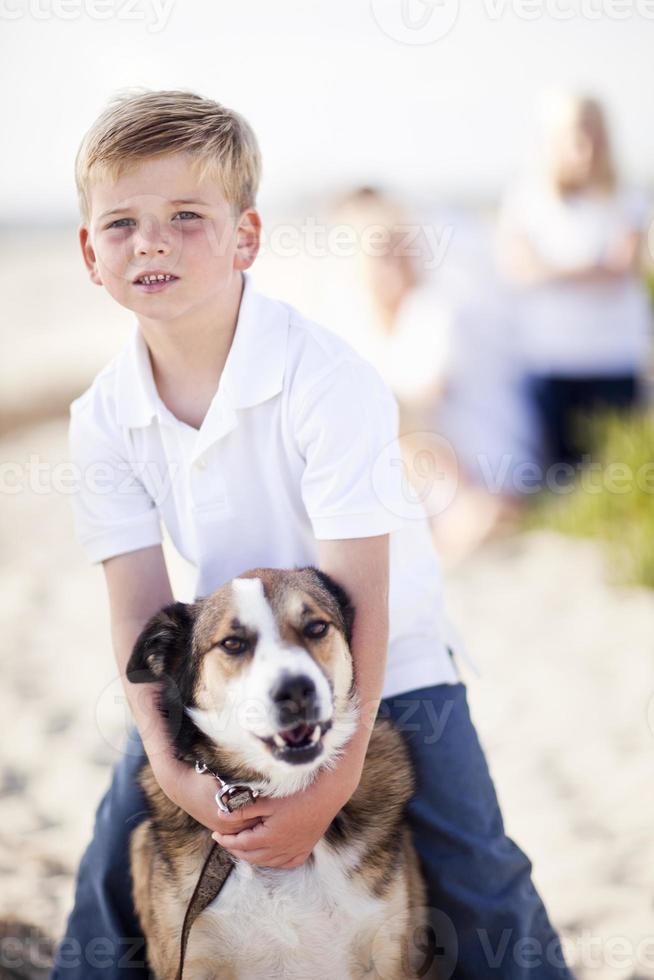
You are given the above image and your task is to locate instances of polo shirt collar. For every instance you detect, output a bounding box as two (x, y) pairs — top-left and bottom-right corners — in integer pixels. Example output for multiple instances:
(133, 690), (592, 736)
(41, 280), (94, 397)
(115, 272), (289, 443)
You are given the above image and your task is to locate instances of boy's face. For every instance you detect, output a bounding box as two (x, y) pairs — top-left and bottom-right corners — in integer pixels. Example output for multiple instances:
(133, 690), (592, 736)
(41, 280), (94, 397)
(79, 153), (260, 323)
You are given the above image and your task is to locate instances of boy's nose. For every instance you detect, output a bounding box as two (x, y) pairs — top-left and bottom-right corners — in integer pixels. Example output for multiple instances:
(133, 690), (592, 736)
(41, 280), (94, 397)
(135, 215), (172, 256)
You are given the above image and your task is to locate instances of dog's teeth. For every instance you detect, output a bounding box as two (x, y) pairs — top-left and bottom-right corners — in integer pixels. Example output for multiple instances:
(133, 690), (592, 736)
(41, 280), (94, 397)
(273, 733), (286, 748)
(309, 725), (321, 744)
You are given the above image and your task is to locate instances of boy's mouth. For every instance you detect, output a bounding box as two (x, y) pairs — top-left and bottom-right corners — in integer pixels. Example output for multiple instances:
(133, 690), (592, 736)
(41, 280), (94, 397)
(133, 272), (179, 293)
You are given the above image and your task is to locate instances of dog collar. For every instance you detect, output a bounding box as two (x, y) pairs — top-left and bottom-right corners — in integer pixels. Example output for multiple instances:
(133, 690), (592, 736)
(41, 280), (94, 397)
(195, 759), (260, 813)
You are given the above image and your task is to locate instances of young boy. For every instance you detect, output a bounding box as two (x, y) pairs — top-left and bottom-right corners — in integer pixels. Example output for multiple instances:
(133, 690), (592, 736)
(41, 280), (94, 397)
(53, 89), (573, 979)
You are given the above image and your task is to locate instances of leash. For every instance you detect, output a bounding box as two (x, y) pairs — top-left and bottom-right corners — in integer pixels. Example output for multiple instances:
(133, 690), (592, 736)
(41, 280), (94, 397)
(174, 761), (261, 980)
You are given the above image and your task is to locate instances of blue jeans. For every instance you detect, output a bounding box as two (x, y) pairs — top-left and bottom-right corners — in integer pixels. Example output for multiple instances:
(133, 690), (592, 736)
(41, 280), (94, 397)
(51, 684), (573, 979)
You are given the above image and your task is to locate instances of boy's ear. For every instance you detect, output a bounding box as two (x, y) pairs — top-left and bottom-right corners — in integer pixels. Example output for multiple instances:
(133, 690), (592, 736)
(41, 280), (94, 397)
(126, 602), (195, 684)
(234, 208), (261, 271)
(79, 225), (102, 285)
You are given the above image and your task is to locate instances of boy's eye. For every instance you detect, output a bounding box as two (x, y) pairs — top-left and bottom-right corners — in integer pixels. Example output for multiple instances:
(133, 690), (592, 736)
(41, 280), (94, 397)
(106, 212), (200, 230)
(108, 217), (135, 229)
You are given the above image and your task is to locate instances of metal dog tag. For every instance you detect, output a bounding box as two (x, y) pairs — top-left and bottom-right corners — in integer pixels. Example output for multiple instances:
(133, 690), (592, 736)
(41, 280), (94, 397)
(195, 760), (260, 814)
(216, 783), (260, 813)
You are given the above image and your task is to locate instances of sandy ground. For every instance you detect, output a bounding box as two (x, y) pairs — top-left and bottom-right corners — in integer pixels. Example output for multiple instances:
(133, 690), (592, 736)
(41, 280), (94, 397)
(1, 414), (653, 980)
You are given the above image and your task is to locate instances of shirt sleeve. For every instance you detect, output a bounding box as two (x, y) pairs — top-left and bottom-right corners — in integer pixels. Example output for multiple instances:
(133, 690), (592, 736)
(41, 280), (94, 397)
(620, 187), (651, 232)
(294, 358), (411, 540)
(68, 391), (162, 564)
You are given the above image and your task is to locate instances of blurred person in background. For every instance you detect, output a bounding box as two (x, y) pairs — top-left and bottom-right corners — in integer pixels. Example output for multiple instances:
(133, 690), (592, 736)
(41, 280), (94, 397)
(330, 187), (451, 431)
(331, 187), (533, 564)
(498, 94), (652, 476)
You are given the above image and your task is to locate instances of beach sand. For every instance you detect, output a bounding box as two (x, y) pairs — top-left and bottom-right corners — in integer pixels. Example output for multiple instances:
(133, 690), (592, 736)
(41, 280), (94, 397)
(1, 414), (653, 979)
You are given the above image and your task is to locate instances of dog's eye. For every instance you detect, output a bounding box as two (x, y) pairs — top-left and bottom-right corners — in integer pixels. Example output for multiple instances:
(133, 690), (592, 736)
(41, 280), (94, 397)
(220, 636), (248, 655)
(304, 620), (329, 639)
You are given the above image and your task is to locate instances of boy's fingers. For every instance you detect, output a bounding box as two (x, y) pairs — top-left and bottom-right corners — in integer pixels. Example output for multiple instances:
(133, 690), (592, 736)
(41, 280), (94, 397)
(213, 816), (261, 835)
(214, 828), (256, 846)
(215, 801), (265, 821)
(228, 799), (271, 819)
(213, 825), (265, 847)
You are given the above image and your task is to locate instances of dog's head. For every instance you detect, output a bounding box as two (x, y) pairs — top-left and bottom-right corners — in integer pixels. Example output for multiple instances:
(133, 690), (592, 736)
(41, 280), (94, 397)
(126, 567), (359, 792)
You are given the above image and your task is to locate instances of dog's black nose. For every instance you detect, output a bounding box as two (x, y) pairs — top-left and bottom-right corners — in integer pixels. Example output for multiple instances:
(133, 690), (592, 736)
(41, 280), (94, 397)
(271, 674), (319, 726)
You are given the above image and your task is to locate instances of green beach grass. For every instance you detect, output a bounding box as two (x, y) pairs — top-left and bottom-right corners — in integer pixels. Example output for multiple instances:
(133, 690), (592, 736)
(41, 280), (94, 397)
(529, 408), (654, 588)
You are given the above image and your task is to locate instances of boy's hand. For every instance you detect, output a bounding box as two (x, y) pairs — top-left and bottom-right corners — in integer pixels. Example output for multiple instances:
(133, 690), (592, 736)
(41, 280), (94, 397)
(211, 761), (357, 869)
(154, 753), (358, 868)
(154, 759), (265, 838)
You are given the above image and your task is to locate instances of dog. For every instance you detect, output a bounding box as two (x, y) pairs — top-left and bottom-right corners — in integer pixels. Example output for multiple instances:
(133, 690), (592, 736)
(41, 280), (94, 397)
(126, 567), (433, 980)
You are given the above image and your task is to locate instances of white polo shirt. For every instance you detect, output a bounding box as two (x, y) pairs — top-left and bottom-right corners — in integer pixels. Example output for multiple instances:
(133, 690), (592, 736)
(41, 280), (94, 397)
(68, 273), (460, 698)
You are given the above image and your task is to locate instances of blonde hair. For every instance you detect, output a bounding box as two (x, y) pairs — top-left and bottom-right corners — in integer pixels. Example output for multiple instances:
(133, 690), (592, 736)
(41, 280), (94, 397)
(75, 88), (262, 223)
(544, 93), (616, 196)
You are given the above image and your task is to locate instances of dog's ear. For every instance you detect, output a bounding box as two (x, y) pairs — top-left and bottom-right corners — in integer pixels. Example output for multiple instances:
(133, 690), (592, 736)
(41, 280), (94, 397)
(310, 569), (355, 645)
(126, 602), (195, 684)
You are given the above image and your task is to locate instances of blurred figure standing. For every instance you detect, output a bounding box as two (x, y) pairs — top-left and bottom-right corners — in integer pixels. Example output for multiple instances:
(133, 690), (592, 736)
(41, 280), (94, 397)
(331, 187), (528, 564)
(329, 187), (452, 433)
(498, 94), (652, 474)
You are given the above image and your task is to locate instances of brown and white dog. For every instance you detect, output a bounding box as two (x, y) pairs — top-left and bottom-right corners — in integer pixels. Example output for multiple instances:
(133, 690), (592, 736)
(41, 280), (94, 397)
(126, 567), (432, 980)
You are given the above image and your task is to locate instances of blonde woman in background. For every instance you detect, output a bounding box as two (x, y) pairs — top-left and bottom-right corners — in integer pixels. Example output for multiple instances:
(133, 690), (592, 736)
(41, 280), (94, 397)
(498, 95), (652, 475)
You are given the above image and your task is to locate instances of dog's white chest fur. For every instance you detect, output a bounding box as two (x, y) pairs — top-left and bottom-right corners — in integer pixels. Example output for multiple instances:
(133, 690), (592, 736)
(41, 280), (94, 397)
(188, 839), (395, 979)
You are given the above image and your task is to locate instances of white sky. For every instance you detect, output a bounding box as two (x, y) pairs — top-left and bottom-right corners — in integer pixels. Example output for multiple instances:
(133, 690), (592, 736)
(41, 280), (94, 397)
(2, 0), (654, 223)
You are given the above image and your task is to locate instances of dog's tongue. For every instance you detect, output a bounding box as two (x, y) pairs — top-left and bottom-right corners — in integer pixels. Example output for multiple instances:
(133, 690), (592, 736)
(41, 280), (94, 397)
(283, 723), (311, 745)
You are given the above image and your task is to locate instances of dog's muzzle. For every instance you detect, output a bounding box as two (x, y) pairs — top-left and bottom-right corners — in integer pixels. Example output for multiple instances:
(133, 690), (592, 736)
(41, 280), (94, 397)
(271, 673), (321, 728)
(256, 673), (332, 764)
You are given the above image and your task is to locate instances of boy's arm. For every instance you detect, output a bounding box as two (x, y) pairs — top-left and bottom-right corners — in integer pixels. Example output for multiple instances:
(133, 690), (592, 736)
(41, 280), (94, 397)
(68, 396), (262, 833)
(314, 533), (390, 789)
(102, 545), (175, 772)
(103, 546), (264, 836)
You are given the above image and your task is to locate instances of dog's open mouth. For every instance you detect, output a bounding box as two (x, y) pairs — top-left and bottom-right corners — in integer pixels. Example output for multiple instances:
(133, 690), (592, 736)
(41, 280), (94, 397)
(260, 721), (332, 763)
